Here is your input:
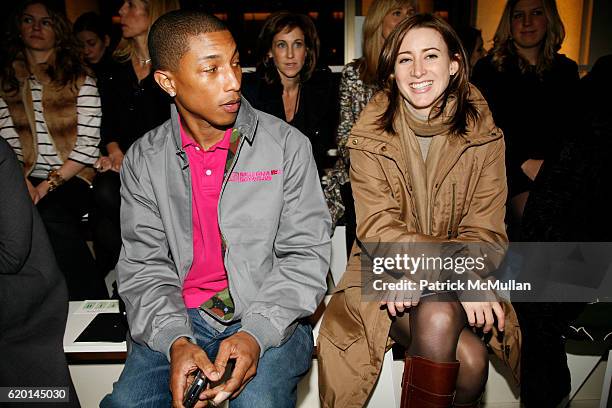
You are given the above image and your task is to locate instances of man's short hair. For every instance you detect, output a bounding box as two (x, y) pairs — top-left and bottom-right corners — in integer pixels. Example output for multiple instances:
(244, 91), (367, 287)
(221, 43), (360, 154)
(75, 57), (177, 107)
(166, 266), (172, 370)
(148, 10), (229, 72)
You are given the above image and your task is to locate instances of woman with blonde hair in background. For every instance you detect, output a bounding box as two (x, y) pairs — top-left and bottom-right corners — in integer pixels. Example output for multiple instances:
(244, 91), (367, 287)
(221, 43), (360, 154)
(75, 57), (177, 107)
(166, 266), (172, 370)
(324, 0), (417, 245)
(318, 14), (508, 408)
(91, 0), (179, 281)
(471, 1), (581, 406)
(472, 0), (578, 231)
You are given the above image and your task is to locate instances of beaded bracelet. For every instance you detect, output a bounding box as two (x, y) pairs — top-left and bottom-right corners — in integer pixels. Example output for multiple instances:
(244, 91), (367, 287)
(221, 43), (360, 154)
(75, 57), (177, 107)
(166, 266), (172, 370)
(46, 169), (65, 191)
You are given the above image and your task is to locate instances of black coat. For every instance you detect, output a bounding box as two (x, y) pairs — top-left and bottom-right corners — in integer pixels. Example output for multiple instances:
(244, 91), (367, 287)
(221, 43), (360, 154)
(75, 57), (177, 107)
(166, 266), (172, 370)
(0, 139), (78, 405)
(99, 60), (172, 153)
(521, 55), (612, 242)
(472, 54), (580, 198)
(242, 68), (339, 175)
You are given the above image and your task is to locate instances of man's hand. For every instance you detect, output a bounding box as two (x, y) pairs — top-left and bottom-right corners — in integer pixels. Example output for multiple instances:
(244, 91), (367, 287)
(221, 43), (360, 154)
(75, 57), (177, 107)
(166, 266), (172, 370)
(169, 337), (220, 408)
(200, 331), (260, 406)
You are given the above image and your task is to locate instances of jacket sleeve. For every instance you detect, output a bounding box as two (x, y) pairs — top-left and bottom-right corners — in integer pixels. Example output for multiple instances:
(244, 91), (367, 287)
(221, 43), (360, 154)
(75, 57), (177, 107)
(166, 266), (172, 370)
(117, 145), (195, 361)
(239, 132), (331, 356)
(452, 138), (508, 274)
(0, 139), (32, 275)
(456, 138), (508, 245)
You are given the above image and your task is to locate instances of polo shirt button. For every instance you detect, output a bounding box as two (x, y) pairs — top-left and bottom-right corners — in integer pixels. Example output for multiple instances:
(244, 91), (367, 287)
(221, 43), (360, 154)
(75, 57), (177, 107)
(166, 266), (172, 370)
(205, 169), (212, 176)
(195, 146), (200, 151)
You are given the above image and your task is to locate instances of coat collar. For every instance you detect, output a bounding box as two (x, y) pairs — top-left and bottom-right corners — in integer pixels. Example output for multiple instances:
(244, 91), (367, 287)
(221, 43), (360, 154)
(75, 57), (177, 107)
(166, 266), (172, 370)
(350, 85), (502, 151)
(171, 95), (258, 154)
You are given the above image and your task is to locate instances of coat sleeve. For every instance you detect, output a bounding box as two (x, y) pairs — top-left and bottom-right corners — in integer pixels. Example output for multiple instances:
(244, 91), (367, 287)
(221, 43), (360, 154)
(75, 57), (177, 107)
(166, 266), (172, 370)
(117, 145), (195, 361)
(0, 139), (32, 275)
(239, 131), (331, 356)
(453, 138), (508, 274)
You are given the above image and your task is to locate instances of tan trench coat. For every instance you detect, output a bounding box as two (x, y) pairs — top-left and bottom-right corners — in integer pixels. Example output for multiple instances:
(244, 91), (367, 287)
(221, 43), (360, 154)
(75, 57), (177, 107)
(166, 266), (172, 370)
(317, 88), (508, 407)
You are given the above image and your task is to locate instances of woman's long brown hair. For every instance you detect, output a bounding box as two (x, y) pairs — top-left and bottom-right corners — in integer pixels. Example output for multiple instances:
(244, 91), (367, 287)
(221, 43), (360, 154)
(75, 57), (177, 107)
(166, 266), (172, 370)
(1, 0), (88, 93)
(376, 13), (479, 136)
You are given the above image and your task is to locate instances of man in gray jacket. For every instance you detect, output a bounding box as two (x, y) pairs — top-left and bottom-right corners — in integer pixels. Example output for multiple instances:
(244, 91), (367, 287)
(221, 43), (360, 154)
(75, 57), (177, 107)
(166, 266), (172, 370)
(101, 10), (331, 408)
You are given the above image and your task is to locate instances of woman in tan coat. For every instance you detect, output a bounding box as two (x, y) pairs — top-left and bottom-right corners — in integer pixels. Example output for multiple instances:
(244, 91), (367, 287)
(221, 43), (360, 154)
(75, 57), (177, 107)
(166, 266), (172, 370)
(317, 14), (508, 408)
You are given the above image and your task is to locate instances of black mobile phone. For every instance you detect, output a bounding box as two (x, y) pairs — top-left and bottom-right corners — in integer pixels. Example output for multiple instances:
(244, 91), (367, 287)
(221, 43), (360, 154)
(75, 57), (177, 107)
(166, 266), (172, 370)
(183, 370), (208, 408)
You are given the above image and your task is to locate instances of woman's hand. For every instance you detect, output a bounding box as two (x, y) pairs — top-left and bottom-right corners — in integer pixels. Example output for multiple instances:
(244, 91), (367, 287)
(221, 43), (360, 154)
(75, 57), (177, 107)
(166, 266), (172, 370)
(521, 159), (543, 181)
(34, 181), (50, 204)
(380, 289), (421, 316)
(25, 178), (40, 203)
(461, 301), (505, 333)
(106, 142), (124, 173)
(108, 149), (124, 173)
(94, 156), (113, 172)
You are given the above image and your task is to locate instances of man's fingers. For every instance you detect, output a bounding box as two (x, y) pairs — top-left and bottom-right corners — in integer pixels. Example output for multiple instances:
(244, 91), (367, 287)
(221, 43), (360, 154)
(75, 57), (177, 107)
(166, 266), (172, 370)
(194, 352), (220, 382)
(212, 357), (249, 404)
(213, 342), (232, 379)
(394, 301), (405, 314)
(170, 370), (188, 408)
(229, 367), (256, 399)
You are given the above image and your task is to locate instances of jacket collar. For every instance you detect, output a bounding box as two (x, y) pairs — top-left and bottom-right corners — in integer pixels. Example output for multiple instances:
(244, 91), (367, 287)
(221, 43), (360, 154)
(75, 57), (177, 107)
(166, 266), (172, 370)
(171, 95), (258, 154)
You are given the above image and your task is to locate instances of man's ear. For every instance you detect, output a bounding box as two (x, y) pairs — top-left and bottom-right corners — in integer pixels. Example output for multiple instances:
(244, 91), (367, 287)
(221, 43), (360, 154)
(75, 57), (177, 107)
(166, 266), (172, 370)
(103, 35), (111, 48)
(154, 70), (176, 97)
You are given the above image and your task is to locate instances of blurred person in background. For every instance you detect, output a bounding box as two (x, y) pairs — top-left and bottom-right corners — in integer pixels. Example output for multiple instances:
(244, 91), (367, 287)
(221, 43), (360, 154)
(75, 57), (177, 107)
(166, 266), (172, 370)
(91, 0), (179, 282)
(456, 26), (486, 71)
(471, 1), (581, 406)
(243, 11), (338, 178)
(471, 0), (579, 236)
(74, 11), (114, 90)
(0, 0), (106, 300)
(323, 0), (417, 249)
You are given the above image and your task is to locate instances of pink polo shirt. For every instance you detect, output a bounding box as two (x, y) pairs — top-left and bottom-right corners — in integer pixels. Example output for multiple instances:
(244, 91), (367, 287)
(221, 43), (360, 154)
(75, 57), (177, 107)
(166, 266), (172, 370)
(181, 122), (231, 308)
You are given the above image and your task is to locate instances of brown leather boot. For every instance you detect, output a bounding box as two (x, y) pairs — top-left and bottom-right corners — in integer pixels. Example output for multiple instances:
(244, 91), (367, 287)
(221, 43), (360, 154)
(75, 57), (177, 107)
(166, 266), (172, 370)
(401, 355), (460, 408)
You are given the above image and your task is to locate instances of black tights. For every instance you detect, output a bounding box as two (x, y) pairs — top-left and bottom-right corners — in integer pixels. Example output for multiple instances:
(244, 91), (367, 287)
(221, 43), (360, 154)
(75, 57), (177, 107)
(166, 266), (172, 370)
(389, 293), (488, 404)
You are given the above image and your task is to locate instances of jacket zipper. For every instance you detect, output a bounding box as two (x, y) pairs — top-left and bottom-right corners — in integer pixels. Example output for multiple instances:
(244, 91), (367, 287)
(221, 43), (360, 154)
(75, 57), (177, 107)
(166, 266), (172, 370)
(447, 183), (456, 239)
(217, 135), (247, 300)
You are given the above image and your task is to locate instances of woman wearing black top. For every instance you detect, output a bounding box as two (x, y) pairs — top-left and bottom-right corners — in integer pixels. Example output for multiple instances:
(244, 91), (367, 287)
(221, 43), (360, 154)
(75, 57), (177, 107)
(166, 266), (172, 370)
(471, 0), (579, 231)
(92, 0), (179, 279)
(74, 11), (114, 90)
(242, 11), (338, 176)
(471, 1), (581, 406)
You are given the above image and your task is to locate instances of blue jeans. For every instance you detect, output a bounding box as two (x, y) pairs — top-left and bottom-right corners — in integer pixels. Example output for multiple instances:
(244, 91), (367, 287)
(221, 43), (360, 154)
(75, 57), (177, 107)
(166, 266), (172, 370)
(101, 309), (313, 408)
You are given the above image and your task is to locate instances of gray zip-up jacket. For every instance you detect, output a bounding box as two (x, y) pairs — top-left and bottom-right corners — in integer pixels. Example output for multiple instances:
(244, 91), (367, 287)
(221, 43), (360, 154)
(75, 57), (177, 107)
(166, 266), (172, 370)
(117, 97), (331, 360)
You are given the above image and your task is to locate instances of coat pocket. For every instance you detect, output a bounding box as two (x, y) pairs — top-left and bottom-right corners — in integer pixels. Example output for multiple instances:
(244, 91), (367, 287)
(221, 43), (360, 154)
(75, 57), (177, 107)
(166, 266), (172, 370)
(485, 302), (522, 385)
(318, 289), (364, 351)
